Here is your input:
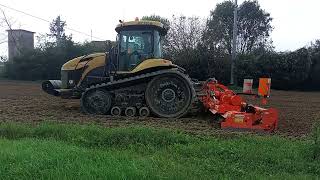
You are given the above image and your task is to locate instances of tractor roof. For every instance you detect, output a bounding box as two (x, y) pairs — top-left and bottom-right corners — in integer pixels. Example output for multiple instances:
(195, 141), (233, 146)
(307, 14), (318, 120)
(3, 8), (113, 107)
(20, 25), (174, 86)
(115, 20), (168, 35)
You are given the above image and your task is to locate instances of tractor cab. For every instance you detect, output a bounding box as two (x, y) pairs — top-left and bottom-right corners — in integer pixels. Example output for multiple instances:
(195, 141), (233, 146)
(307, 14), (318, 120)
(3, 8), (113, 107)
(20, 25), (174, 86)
(114, 19), (168, 72)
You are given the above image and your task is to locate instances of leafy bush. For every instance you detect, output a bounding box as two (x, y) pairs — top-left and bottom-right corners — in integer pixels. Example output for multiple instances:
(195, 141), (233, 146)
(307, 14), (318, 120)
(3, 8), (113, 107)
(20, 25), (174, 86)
(173, 46), (317, 90)
(235, 48), (314, 90)
(306, 40), (320, 90)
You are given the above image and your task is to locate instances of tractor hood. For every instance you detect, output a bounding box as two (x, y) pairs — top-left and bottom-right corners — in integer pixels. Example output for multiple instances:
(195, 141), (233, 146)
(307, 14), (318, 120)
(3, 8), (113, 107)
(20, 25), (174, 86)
(62, 53), (106, 71)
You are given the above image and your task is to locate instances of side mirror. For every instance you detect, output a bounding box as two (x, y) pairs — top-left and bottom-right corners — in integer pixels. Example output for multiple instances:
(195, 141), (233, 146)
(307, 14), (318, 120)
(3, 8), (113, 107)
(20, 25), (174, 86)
(116, 34), (120, 41)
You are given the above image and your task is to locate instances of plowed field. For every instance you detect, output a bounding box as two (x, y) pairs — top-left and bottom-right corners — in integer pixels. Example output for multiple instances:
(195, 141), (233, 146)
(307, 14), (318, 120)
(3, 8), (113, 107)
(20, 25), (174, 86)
(0, 80), (319, 137)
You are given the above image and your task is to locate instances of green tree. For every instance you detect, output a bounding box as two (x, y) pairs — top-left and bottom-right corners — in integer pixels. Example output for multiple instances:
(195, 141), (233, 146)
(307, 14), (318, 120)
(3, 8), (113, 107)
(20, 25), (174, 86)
(307, 40), (320, 89)
(141, 14), (170, 29)
(49, 16), (67, 44)
(166, 15), (204, 56)
(203, 0), (273, 55)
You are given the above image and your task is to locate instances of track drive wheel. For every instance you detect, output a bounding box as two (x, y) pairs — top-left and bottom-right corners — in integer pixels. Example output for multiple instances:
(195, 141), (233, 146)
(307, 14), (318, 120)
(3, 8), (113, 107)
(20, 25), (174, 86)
(81, 88), (112, 115)
(125, 107), (136, 117)
(139, 107), (150, 117)
(111, 106), (122, 116)
(145, 72), (193, 118)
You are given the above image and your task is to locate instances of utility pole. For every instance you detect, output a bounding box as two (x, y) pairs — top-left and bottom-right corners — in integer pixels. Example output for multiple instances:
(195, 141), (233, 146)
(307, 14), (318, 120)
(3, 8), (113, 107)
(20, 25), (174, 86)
(230, 0), (238, 85)
(91, 29), (92, 41)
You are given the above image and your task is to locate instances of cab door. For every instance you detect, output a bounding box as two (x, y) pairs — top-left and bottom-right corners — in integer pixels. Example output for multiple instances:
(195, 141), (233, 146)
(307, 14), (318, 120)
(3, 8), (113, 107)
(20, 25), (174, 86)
(118, 31), (153, 72)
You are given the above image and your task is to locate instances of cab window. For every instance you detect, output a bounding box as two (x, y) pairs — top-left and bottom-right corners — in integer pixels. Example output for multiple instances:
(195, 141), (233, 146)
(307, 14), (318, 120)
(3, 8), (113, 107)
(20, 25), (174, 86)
(118, 31), (153, 71)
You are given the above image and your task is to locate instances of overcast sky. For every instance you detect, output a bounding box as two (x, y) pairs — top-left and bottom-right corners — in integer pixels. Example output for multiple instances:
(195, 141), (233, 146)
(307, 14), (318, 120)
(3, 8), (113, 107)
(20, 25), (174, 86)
(1, 0), (320, 57)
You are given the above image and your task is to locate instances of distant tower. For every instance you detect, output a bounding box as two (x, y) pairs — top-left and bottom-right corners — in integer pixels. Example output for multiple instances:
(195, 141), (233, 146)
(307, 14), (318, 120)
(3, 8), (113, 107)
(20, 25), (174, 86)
(7, 29), (35, 61)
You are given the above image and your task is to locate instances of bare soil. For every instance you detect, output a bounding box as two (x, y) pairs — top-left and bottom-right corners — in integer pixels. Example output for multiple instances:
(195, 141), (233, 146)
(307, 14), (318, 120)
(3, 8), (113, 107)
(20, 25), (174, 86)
(0, 80), (319, 137)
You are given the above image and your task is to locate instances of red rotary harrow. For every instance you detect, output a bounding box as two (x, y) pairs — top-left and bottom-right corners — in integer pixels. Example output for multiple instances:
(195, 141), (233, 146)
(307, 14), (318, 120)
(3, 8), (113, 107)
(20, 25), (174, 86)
(197, 78), (278, 132)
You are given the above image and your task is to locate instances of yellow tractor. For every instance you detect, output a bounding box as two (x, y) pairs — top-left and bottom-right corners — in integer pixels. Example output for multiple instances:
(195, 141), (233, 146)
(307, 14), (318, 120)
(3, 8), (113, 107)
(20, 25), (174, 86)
(42, 19), (195, 118)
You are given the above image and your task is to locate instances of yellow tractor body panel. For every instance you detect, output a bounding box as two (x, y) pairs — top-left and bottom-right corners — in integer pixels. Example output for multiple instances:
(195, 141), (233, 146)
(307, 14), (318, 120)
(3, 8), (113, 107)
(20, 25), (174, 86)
(116, 20), (164, 31)
(115, 20), (167, 35)
(116, 20), (164, 30)
(62, 53), (106, 71)
(131, 59), (174, 73)
(78, 55), (106, 83)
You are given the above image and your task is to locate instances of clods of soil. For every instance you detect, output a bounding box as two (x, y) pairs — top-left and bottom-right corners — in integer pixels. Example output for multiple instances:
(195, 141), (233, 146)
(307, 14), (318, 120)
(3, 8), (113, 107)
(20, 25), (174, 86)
(0, 80), (319, 137)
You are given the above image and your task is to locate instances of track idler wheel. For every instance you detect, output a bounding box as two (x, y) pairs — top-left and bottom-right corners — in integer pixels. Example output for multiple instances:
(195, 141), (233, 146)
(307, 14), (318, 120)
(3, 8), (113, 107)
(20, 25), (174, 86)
(139, 107), (150, 117)
(145, 72), (193, 118)
(80, 89), (112, 115)
(111, 106), (121, 116)
(125, 107), (136, 117)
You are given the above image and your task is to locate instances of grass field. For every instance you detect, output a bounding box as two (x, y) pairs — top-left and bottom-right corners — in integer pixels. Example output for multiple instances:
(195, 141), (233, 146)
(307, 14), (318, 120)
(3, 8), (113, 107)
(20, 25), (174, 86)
(0, 122), (319, 179)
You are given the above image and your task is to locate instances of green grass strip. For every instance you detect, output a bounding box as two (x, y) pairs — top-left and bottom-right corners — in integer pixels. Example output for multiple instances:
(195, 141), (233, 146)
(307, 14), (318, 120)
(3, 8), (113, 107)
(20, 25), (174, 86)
(0, 122), (319, 179)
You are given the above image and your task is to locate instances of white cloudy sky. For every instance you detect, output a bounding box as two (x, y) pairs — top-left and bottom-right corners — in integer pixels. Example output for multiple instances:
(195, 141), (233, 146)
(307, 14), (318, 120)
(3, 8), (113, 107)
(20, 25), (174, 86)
(0, 0), (320, 57)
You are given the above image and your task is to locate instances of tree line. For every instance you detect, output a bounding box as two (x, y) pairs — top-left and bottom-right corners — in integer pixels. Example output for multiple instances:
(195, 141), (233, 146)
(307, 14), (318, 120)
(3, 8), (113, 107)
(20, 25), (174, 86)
(2, 0), (320, 90)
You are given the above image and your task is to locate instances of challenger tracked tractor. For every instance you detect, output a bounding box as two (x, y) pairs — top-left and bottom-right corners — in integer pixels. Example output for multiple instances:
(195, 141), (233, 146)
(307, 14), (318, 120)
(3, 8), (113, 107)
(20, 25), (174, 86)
(43, 19), (194, 118)
(42, 19), (278, 132)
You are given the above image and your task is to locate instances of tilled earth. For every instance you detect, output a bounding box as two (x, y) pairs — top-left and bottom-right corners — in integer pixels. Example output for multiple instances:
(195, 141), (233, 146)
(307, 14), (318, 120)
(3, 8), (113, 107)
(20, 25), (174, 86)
(0, 80), (319, 138)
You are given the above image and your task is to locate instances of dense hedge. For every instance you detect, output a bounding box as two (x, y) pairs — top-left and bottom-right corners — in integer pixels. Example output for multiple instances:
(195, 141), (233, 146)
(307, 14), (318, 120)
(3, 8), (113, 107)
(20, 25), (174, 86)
(236, 48), (314, 90)
(172, 46), (319, 90)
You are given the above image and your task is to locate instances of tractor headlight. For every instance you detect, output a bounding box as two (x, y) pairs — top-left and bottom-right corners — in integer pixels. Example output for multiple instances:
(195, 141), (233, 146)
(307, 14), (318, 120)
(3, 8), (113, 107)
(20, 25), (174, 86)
(68, 80), (74, 85)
